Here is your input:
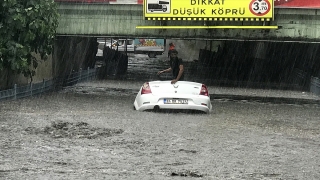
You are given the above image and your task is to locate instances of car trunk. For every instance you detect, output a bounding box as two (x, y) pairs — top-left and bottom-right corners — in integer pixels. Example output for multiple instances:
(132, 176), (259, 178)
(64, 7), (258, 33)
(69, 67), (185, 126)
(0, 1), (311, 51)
(149, 81), (201, 96)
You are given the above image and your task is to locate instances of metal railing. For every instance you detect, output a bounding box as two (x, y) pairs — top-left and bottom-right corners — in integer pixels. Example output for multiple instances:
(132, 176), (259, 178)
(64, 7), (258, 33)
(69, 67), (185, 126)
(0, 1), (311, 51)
(0, 67), (97, 102)
(310, 76), (320, 96)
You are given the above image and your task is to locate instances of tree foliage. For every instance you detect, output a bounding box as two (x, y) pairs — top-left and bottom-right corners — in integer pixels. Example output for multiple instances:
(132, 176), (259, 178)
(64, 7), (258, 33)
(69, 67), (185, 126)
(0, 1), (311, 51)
(0, 0), (58, 79)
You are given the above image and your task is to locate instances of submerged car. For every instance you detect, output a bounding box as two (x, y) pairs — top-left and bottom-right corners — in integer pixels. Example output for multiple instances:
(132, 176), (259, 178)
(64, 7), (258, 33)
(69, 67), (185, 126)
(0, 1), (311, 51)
(133, 81), (212, 113)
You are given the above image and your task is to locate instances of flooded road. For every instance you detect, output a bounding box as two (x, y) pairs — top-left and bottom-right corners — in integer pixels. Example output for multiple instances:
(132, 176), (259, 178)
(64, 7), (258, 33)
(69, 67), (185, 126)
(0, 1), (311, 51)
(1, 82), (320, 179)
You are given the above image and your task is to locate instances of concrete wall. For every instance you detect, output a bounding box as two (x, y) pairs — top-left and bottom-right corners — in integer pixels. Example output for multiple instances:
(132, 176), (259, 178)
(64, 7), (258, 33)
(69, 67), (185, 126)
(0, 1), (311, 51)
(164, 39), (223, 62)
(32, 53), (54, 82)
(0, 54), (53, 90)
(53, 36), (97, 78)
(0, 36), (97, 90)
(56, 4), (320, 42)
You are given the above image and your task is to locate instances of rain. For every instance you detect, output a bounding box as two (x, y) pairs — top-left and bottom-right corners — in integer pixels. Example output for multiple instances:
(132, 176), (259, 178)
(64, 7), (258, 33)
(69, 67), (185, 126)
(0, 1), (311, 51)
(1, 0), (320, 179)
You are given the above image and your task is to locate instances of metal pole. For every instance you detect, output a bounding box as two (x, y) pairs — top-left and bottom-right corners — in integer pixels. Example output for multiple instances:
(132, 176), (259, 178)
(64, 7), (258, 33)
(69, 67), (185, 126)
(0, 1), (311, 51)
(43, 79), (46, 92)
(79, 68), (82, 82)
(31, 83), (33, 96)
(87, 67), (90, 81)
(42, 79), (45, 93)
(14, 84), (17, 100)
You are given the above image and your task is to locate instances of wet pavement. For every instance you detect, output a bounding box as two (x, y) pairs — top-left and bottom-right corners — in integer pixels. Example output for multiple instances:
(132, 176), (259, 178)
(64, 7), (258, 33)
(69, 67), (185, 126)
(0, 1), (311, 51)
(80, 79), (320, 105)
(209, 86), (320, 105)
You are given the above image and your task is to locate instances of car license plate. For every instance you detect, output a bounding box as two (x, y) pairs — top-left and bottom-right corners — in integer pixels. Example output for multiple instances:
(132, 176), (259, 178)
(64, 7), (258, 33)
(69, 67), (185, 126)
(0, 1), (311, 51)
(164, 99), (188, 104)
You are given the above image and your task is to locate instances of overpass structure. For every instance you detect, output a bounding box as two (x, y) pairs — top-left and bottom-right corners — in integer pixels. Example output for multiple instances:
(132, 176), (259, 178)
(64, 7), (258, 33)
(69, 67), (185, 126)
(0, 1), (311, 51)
(52, 0), (320, 94)
(56, 1), (320, 42)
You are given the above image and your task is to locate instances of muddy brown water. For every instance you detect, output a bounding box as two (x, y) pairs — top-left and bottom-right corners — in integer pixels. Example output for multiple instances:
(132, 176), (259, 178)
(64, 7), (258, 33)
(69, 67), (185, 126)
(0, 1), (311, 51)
(1, 81), (320, 179)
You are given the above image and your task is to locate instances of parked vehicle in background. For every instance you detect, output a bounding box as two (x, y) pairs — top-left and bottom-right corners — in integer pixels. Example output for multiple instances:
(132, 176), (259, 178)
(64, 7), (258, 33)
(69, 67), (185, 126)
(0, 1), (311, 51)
(96, 38), (117, 57)
(112, 38), (166, 58)
(112, 39), (135, 52)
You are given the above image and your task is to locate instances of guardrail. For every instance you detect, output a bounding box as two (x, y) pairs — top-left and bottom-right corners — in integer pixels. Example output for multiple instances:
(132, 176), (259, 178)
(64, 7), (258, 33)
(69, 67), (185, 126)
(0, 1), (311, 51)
(0, 67), (97, 102)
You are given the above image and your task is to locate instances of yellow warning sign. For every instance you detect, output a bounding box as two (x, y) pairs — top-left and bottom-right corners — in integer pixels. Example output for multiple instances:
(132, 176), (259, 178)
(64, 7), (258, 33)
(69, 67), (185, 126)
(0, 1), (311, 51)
(144, 0), (274, 21)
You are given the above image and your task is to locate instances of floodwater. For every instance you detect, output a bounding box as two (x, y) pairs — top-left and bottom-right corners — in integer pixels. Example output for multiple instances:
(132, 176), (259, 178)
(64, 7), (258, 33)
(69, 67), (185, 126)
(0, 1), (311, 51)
(1, 80), (320, 179)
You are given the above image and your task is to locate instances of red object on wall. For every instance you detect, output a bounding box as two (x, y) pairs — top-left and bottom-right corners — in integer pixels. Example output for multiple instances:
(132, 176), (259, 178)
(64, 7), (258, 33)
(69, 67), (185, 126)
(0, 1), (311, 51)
(275, 0), (320, 8)
(54, 0), (116, 2)
(54, 0), (320, 7)
(274, 0), (294, 6)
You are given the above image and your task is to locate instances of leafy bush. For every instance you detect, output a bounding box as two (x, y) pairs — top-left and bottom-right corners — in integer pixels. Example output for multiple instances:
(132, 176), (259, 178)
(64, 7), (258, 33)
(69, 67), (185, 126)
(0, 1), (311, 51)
(0, 0), (58, 79)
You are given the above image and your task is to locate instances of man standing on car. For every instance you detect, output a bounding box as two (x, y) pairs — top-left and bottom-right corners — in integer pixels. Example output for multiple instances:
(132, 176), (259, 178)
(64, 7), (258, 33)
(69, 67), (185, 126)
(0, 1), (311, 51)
(157, 49), (184, 84)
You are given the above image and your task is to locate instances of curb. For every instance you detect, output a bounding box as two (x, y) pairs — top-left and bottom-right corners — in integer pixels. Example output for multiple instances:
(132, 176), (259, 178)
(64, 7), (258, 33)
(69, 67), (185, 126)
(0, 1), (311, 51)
(94, 87), (320, 105)
(211, 94), (320, 105)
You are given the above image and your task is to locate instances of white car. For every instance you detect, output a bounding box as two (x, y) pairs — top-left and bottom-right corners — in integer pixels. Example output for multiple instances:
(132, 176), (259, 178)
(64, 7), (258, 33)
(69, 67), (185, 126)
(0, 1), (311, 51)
(133, 81), (212, 113)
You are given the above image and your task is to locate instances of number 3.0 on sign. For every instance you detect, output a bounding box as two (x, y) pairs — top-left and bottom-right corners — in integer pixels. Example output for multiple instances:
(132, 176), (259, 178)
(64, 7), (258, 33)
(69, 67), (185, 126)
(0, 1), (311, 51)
(249, 0), (271, 16)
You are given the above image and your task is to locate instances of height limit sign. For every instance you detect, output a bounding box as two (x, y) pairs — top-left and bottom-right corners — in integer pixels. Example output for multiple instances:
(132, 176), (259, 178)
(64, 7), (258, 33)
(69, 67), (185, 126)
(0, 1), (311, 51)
(249, 0), (271, 16)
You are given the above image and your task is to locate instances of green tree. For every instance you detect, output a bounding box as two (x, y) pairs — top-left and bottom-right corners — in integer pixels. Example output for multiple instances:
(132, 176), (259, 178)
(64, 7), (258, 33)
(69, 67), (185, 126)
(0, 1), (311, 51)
(0, 0), (58, 80)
